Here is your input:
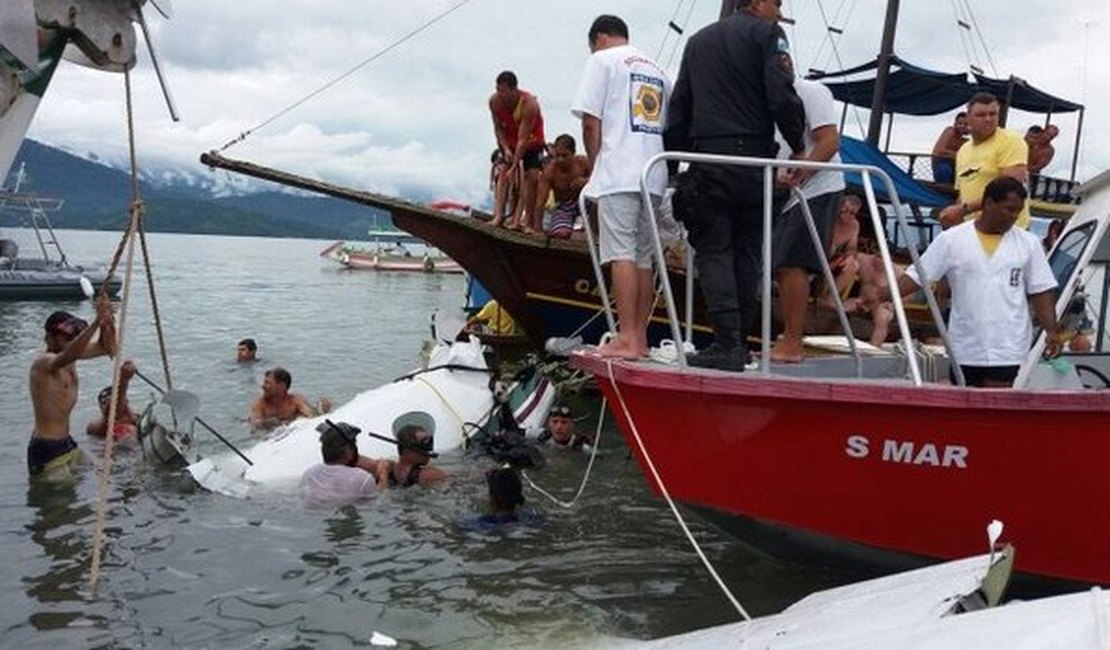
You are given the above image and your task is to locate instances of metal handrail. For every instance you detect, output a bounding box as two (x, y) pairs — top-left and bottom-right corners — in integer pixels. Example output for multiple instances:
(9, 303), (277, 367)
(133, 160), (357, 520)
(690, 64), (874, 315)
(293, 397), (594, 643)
(631, 152), (965, 387)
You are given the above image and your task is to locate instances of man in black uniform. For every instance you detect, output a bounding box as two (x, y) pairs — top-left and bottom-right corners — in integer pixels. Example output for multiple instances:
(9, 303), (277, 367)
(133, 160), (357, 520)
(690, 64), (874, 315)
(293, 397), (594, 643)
(665, 0), (806, 371)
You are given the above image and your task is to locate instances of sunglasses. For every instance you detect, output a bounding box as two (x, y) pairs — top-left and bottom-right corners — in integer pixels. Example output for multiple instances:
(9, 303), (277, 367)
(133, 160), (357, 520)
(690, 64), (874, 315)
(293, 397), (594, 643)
(550, 405), (572, 417)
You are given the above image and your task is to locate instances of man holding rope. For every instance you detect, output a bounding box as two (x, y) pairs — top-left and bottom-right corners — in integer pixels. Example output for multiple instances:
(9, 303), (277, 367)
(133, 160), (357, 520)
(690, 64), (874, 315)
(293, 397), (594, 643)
(28, 297), (117, 479)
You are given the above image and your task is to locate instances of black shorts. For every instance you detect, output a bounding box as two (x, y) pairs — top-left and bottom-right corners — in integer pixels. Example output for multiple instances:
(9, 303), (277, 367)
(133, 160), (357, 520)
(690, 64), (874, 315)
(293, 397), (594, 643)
(773, 190), (842, 273)
(953, 365), (1020, 387)
(27, 435), (79, 475)
(520, 148), (544, 171)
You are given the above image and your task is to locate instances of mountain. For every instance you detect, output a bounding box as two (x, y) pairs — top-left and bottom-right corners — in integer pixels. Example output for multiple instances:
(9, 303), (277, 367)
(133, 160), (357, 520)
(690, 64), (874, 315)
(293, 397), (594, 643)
(0, 140), (395, 240)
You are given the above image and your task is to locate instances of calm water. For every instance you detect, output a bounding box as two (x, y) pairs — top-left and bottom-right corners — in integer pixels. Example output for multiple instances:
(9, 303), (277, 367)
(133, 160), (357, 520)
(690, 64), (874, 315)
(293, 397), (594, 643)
(0, 228), (850, 648)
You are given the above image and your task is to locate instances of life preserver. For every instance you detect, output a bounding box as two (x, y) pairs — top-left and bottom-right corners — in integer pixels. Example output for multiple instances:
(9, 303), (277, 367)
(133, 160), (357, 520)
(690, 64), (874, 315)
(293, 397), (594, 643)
(429, 200), (471, 215)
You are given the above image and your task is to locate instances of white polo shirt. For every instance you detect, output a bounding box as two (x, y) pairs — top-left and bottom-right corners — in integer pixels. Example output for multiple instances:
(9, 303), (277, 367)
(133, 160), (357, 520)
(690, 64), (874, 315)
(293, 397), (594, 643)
(300, 463), (379, 506)
(906, 220), (1057, 367)
(571, 44), (669, 199)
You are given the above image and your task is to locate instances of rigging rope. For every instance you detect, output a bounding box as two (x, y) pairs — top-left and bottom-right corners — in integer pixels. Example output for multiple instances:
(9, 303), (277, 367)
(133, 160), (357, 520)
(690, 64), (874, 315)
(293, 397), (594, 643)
(604, 359), (751, 620)
(89, 68), (176, 598)
(960, 0), (998, 76)
(216, 0), (476, 153)
(948, 0), (976, 73)
(814, 0), (867, 139)
(521, 397), (605, 509)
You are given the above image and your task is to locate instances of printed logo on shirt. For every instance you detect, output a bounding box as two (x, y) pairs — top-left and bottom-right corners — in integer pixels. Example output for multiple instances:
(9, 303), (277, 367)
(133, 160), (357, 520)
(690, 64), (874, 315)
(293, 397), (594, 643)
(629, 73), (664, 135)
(1009, 268), (1022, 287)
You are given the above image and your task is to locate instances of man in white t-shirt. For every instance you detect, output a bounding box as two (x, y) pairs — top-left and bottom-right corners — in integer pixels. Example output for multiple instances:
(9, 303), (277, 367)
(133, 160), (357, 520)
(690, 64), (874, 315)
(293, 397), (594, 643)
(301, 421), (390, 506)
(771, 78), (845, 363)
(890, 176), (1061, 387)
(571, 14), (669, 359)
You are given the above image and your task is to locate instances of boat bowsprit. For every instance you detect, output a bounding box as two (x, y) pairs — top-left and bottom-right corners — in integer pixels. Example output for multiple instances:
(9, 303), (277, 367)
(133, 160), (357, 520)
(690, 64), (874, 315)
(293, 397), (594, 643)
(187, 338), (556, 497)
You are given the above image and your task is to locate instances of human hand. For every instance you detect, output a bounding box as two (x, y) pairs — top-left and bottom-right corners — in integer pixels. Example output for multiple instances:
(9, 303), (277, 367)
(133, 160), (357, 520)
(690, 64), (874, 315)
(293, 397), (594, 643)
(315, 397), (332, 415)
(938, 204), (965, 229)
(1043, 331), (1063, 359)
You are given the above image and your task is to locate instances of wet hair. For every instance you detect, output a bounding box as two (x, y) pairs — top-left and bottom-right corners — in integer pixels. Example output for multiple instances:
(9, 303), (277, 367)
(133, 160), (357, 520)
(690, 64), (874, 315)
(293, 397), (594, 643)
(44, 311), (88, 339)
(495, 70), (517, 89)
(487, 468), (525, 509)
(588, 15), (629, 43)
(553, 134), (576, 153)
(266, 367), (292, 389)
(238, 338), (257, 353)
(967, 92), (999, 109)
(321, 432), (354, 464)
(396, 425), (436, 456)
(982, 176), (1028, 204)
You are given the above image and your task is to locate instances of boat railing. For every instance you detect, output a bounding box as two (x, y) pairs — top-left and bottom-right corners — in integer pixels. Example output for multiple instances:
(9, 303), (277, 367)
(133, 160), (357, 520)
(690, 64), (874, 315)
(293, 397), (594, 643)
(603, 152), (966, 387)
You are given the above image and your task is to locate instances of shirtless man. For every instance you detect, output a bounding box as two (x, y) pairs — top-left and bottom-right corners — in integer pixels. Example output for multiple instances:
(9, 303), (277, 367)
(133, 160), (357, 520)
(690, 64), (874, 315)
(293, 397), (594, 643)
(1026, 124), (1058, 174)
(825, 195), (862, 307)
(930, 112), (969, 184)
(249, 367), (329, 432)
(534, 134), (590, 239)
(488, 70), (546, 232)
(87, 359), (139, 439)
(28, 299), (116, 478)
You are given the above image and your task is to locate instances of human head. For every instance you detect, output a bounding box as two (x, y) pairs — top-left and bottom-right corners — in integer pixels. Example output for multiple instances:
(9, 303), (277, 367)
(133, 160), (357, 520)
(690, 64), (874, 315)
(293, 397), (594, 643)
(954, 111), (969, 135)
(494, 70), (518, 105)
(978, 176), (1028, 234)
(552, 134), (577, 162)
(318, 421), (360, 466)
(43, 310), (88, 351)
(587, 15), (629, 53)
(262, 367), (292, 397)
(840, 194), (862, 219)
(546, 403), (575, 444)
(741, 0), (784, 22)
(486, 467), (525, 512)
(965, 93), (1000, 142)
(237, 338), (257, 363)
(1044, 124), (1059, 140)
(395, 424), (437, 463)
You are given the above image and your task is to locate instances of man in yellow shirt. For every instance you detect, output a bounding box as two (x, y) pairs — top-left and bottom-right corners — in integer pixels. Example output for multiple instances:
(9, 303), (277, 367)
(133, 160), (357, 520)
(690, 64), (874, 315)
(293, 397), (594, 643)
(465, 299), (518, 336)
(938, 92), (1030, 230)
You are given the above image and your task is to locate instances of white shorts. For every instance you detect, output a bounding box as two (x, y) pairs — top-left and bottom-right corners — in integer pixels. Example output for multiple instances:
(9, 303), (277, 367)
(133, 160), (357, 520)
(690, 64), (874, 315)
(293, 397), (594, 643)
(598, 192), (661, 269)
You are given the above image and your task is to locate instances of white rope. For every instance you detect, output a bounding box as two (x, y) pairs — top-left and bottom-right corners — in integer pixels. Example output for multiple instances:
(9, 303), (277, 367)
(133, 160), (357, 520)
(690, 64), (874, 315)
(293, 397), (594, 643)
(521, 398), (606, 509)
(88, 209), (138, 598)
(814, 0), (868, 139)
(604, 358), (751, 620)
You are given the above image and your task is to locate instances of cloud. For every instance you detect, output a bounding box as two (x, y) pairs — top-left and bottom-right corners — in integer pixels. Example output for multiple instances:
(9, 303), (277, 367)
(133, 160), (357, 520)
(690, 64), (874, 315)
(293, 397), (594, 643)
(24, 0), (1108, 202)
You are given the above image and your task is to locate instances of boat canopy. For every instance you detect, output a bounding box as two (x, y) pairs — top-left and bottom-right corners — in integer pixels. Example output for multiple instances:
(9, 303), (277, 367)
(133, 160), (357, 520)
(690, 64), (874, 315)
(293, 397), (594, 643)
(839, 136), (950, 208)
(809, 56), (1084, 116)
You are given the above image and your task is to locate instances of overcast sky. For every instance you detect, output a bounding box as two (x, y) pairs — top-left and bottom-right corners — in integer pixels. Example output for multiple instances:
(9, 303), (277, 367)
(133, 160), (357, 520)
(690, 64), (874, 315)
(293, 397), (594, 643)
(25, 0), (1108, 204)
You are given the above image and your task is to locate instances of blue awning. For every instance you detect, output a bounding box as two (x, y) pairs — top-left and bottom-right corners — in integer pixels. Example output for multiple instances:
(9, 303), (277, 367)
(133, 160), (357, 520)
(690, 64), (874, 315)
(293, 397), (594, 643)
(838, 136), (950, 208)
(810, 56), (1083, 116)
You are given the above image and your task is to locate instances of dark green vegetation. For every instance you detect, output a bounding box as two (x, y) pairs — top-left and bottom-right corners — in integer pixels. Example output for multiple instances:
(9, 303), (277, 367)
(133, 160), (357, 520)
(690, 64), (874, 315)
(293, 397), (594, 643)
(2, 140), (395, 240)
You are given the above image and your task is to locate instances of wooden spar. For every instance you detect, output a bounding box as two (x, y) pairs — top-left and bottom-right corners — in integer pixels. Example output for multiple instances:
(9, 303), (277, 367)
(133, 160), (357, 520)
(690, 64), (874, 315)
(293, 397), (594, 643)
(867, 0), (900, 146)
(199, 150), (443, 219)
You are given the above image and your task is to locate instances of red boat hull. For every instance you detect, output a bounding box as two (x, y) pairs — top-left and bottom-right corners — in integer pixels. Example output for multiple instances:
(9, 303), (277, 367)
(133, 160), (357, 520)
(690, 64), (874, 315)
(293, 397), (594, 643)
(572, 352), (1110, 584)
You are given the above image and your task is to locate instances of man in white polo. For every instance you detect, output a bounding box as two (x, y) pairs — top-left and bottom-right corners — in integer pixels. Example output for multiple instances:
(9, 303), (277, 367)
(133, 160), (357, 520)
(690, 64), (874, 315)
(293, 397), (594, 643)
(889, 176), (1060, 387)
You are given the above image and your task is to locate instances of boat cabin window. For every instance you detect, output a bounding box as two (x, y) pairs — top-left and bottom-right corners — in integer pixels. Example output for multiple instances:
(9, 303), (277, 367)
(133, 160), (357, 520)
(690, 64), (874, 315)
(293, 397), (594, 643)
(1047, 222), (1096, 289)
(1088, 264), (1109, 353)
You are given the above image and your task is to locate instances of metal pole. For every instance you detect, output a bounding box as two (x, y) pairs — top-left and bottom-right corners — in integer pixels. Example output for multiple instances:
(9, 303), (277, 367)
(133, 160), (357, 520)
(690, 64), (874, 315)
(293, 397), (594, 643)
(1070, 107), (1085, 183)
(579, 194), (618, 336)
(639, 160), (687, 366)
(761, 167), (774, 375)
(866, 0), (900, 145)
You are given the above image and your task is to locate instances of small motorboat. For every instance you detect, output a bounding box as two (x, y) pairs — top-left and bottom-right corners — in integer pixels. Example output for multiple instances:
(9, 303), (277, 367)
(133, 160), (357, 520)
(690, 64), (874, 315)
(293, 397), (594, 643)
(319, 230), (463, 274)
(0, 165), (120, 300)
(187, 338), (556, 497)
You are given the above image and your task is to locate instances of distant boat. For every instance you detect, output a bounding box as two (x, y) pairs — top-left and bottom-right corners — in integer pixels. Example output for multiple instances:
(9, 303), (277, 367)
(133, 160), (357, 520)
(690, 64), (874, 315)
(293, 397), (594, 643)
(319, 231), (463, 274)
(0, 164), (120, 300)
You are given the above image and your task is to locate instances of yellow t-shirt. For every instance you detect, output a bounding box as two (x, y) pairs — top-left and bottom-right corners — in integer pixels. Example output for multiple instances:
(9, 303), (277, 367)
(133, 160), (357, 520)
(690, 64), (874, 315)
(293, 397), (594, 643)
(975, 229), (1002, 256)
(955, 128), (1030, 229)
(474, 300), (517, 335)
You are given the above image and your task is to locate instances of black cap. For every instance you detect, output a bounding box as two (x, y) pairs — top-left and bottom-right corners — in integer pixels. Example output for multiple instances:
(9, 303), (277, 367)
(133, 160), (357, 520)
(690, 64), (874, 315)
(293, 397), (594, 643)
(395, 424), (437, 458)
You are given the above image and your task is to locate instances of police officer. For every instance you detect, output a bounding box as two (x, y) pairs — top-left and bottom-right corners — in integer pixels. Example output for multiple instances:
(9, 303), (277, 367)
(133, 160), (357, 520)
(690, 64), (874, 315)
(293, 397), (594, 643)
(665, 0), (806, 371)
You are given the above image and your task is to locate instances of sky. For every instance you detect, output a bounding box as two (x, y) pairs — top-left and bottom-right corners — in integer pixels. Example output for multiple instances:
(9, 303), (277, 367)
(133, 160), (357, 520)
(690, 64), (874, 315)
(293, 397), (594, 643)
(24, 0), (1109, 205)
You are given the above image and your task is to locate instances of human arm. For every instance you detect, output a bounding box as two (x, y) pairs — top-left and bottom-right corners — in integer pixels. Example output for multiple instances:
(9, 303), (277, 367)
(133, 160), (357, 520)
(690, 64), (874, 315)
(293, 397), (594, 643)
(532, 166), (551, 223)
(786, 124), (839, 187)
(489, 95), (510, 156)
(581, 115), (602, 172)
(514, 95), (540, 161)
(418, 465), (448, 486)
(932, 127), (959, 158)
(80, 295), (116, 359)
(1030, 290), (1062, 358)
(47, 315), (102, 372)
(761, 24), (806, 155)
